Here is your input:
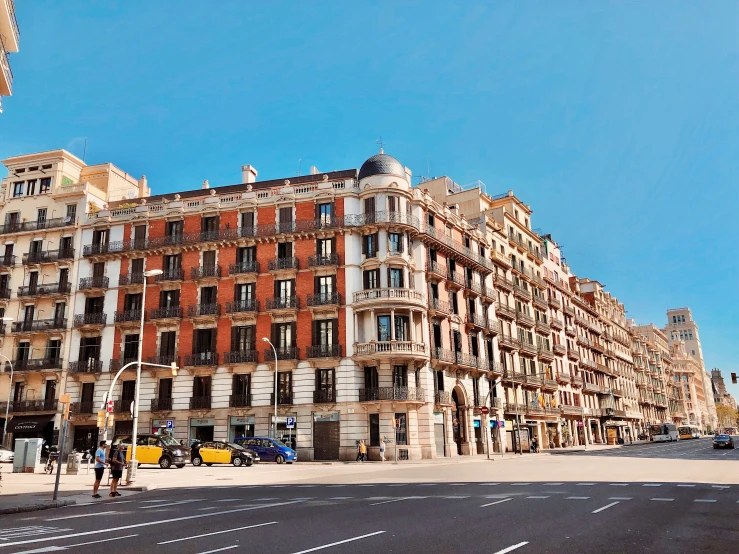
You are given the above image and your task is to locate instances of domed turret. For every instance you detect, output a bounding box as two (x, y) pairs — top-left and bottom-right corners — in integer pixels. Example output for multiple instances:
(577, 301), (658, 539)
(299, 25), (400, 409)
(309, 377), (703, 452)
(358, 151), (406, 181)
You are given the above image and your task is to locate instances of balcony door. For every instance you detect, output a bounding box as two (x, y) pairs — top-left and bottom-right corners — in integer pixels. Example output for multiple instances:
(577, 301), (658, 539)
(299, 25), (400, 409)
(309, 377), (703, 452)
(44, 380), (56, 405)
(47, 339), (62, 364)
(158, 378), (173, 401)
(194, 376), (211, 399)
(159, 331), (176, 362)
(231, 325), (255, 353)
(193, 328), (216, 362)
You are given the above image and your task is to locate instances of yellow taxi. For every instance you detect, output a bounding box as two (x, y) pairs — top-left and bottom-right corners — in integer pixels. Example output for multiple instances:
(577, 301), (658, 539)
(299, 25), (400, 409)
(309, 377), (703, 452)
(191, 440), (256, 467)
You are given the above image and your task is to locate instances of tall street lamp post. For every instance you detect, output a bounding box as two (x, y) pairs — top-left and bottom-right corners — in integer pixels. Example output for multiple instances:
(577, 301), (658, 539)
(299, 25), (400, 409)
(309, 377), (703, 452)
(262, 337), (278, 438)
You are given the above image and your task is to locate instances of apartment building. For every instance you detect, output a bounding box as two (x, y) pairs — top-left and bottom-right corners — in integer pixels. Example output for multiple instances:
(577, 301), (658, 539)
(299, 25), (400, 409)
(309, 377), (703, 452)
(633, 324), (682, 426)
(0, 149), (145, 448)
(0, 0), (19, 112)
(711, 369), (737, 410)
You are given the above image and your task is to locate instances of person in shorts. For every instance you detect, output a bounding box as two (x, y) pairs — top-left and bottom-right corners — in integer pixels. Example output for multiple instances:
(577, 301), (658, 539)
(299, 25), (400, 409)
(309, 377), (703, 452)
(108, 444), (126, 497)
(92, 440), (108, 499)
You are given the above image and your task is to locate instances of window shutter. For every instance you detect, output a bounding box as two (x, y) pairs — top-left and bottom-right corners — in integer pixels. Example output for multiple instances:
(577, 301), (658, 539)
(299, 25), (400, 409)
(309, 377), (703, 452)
(291, 322), (297, 347)
(311, 320), (317, 346)
(271, 323), (277, 345)
(362, 235), (367, 255)
(274, 279), (279, 298)
(330, 237), (336, 257)
(387, 268), (391, 287)
(389, 196), (396, 212)
(210, 329), (217, 353)
(231, 326), (239, 351)
(314, 275), (319, 295)
(215, 216), (220, 230)
(399, 234), (404, 253)
(330, 202), (336, 222)
(363, 270), (369, 289)
(172, 289), (180, 306)
(290, 279), (296, 297)
(332, 318), (339, 345)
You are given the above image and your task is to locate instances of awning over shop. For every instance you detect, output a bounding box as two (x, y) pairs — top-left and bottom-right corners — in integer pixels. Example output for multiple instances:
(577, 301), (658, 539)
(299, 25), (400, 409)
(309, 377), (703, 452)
(7, 415), (53, 433)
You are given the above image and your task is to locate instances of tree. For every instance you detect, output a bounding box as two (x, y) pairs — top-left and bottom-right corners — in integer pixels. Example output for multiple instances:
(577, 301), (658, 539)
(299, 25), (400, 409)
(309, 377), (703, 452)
(715, 404), (738, 431)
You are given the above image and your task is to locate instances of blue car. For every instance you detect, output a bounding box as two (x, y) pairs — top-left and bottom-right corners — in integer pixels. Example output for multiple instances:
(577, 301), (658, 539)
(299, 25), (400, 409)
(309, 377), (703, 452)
(235, 437), (298, 464)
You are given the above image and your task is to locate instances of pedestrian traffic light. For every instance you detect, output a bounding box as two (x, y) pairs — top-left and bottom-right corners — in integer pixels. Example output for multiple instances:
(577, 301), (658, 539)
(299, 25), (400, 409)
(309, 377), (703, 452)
(96, 410), (105, 428)
(171, 361), (178, 376)
(732, 373), (737, 384)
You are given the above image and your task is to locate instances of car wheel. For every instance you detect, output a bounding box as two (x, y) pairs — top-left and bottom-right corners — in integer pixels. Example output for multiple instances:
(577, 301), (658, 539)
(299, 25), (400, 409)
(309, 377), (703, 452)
(175, 464), (185, 468)
(192, 457), (202, 467)
(232, 457), (243, 467)
(205, 463), (213, 466)
(159, 456), (172, 469)
(246, 459), (253, 467)
(275, 454), (285, 464)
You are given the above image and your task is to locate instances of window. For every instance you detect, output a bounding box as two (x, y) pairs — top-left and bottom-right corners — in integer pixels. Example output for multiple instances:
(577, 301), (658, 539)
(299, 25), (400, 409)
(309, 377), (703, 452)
(123, 334), (139, 360)
(159, 289), (180, 308)
(315, 275), (335, 295)
(193, 329), (216, 361)
(389, 268), (404, 288)
(26, 180), (36, 196)
(388, 195), (399, 212)
(316, 368), (335, 392)
(473, 378), (480, 406)
(232, 373), (250, 398)
(13, 182), (23, 197)
(388, 233), (404, 253)
(394, 316), (408, 341)
(369, 414), (380, 446)
(231, 325), (255, 352)
(193, 376), (211, 398)
(276, 371), (292, 397)
(234, 282), (255, 303)
(159, 331), (177, 359)
(393, 365), (408, 387)
(362, 233), (378, 258)
(273, 322), (296, 349)
(364, 366), (379, 389)
(277, 241), (293, 259)
(37, 208), (47, 225)
(395, 413), (407, 445)
(316, 238), (334, 258)
(123, 292), (142, 311)
(236, 246), (256, 264)
(240, 211), (255, 235)
(316, 202), (333, 226)
(200, 285), (217, 305)
(363, 269), (379, 289)
(79, 336), (101, 362)
(377, 315), (391, 341)
(314, 319), (336, 346)
(275, 279), (294, 300)
(166, 220), (183, 238)
(163, 254), (181, 272)
(40, 178), (51, 194)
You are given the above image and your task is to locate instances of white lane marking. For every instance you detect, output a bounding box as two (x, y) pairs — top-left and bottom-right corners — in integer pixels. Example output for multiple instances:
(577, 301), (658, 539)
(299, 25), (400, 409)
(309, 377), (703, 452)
(694, 499), (717, 503)
(297, 485), (317, 488)
(677, 484), (695, 488)
(511, 483), (531, 486)
(327, 497), (353, 500)
(366, 497), (391, 501)
(450, 483), (468, 486)
(609, 483), (628, 487)
(480, 483), (500, 486)
(608, 497), (632, 501)
(544, 482), (563, 486)
(441, 495), (469, 499)
(358, 484), (376, 487)
(198, 546), (239, 554)
(45, 512), (120, 522)
(480, 498), (513, 507)
(592, 501), (620, 514)
(327, 485), (346, 488)
(418, 483), (437, 486)
(12, 548), (65, 553)
(712, 485), (729, 489)
(141, 499), (200, 509)
(13, 535), (139, 553)
(492, 542), (529, 554)
(0, 528), (73, 540)
(198, 507), (219, 511)
(650, 498), (674, 502)
(577, 483), (595, 486)
(566, 497), (589, 500)
(0, 501), (302, 549)
(290, 531), (386, 554)
(254, 498), (278, 501)
(68, 534), (139, 548)
(216, 499), (240, 502)
(141, 500), (169, 503)
(387, 484), (407, 487)
(158, 522), (277, 544)
(526, 496), (549, 499)
(369, 497), (412, 506)
(643, 484), (662, 487)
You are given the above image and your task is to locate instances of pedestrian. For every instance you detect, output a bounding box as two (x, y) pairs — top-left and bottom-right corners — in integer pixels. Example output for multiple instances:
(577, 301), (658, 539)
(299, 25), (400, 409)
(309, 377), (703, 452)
(356, 440), (363, 462)
(108, 444), (126, 497)
(379, 438), (386, 462)
(92, 440), (108, 499)
(531, 437), (538, 453)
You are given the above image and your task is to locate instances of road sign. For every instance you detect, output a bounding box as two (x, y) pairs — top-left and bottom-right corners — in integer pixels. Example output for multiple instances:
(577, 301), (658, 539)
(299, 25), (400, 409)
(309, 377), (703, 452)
(285, 417), (295, 429)
(394, 419), (401, 429)
(480, 406), (490, 415)
(106, 400), (114, 413)
(166, 420), (174, 429)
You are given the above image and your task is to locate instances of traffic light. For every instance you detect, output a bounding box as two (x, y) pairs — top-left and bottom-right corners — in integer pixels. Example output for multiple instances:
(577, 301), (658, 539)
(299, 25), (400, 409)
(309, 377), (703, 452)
(171, 361), (178, 376)
(732, 373), (737, 385)
(96, 410), (105, 428)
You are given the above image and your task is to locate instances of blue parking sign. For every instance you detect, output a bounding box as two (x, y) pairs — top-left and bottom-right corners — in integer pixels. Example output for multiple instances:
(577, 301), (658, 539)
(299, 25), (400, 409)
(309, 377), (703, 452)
(286, 417), (295, 429)
(166, 420), (174, 429)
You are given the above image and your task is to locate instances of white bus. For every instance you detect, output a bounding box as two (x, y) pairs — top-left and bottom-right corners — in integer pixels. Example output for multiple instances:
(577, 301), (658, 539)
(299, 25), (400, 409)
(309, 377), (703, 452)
(678, 425), (701, 440)
(650, 423), (679, 442)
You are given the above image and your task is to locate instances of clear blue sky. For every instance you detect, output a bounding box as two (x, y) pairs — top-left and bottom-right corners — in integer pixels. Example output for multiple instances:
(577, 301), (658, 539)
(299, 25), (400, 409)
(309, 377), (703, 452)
(2, 2), (738, 397)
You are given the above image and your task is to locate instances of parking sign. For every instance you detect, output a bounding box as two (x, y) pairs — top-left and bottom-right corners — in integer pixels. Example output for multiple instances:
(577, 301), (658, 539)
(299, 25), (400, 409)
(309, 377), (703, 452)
(286, 417), (295, 429)
(166, 420), (174, 429)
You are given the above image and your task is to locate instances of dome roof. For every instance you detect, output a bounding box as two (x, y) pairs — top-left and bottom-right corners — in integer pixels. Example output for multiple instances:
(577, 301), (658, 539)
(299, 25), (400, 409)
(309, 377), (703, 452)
(358, 152), (406, 181)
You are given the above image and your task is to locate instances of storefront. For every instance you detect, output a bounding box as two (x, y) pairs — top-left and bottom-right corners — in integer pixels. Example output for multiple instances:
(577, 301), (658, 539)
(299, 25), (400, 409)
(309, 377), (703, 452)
(114, 420), (133, 436)
(270, 414), (297, 450)
(313, 412), (339, 461)
(433, 412), (446, 457)
(190, 417), (215, 443)
(473, 417), (484, 454)
(490, 419), (504, 453)
(7, 416), (54, 450)
(72, 425), (99, 453)
(229, 415), (255, 442)
(505, 419), (530, 452)
(151, 419), (176, 437)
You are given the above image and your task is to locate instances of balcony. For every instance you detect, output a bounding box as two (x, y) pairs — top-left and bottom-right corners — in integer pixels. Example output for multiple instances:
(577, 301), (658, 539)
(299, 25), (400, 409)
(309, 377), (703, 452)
(266, 296), (300, 311)
(151, 397), (174, 411)
(564, 305), (575, 316)
(308, 253), (339, 268)
(498, 335), (520, 350)
(229, 260), (260, 275)
(112, 399), (134, 414)
(313, 389), (337, 403)
(187, 303), (222, 319)
(465, 312), (487, 329)
(184, 352), (219, 367)
(264, 347), (299, 361)
(118, 272), (145, 287)
(481, 285), (496, 301)
(223, 350), (258, 364)
(502, 369), (525, 384)
(74, 312), (107, 327)
(532, 295), (548, 309)
(270, 392), (294, 405)
(560, 404), (583, 416)
(542, 378), (558, 391)
(431, 347), (456, 364)
(465, 279), (483, 296)
(14, 358), (63, 371)
(580, 358), (596, 370)
(566, 348), (580, 361)
(516, 311), (535, 328)
(537, 347), (555, 362)
(578, 335), (592, 348)
(519, 340), (537, 356)
(6, 399), (59, 413)
(435, 390), (452, 405)
(583, 382), (601, 394)
(83, 242), (122, 257)
(190, 265), (222, 280)
(79, 277), (109, 291)
(513, 284), (532, 301)
(575, 315), (589, 328)
(0, 255), (15, 267)
(114, 309), (142, 324)
(359, 387), (425, 402)
(494, 273), (514, 292)
(22, 248), (75, 265)
(352, 288), (426, 310)
(523, 374), (542, 387)
(307, 292), (341, 307)
(550, 318), (564, 331)
(428, 297), (451, 315)
(553, 343), (567, 356)
(17, 282), (72, 298)
(306, 344), (342, 358)
(110, 357), (139, 372)
(70, 401), (95, 415)
(504, 403), (526, 414)
(12, 318), (67, 333)
(354, 341), (426, 361)
(426, 261), (447, 280)
(534, 320), (551, 335)
(155, 268), (185, 282)
(446, 270), (466, 289)
(149, 306), (183, 320)
(612, 388), (624, 397)
(455, 352), (480, 369)
(68, 359), (103, 374)
(190, 396), (212, 410)
(556, 372), (571, 385)
(565, 325), (576, 337)
(548, 295), (561, 309)
(229, 394), (252, 408)
(226, 299), (259, 314)
(0, 217), (74, 235)
(571, 376), (584, 388)
(495, 302), (516, 320)
(268, 257), (299, 272)
(486, 319), (501, 335)
(144, 355), (179, 368)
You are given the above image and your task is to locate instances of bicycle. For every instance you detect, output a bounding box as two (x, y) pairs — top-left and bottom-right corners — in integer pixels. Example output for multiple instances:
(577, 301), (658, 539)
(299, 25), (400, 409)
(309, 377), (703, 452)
(45, 450), (59, 474)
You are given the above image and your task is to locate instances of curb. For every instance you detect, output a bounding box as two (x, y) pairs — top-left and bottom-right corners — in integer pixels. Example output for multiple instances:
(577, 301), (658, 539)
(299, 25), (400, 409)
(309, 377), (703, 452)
(0, 499), (76, 515)
(120, 483), (158, 492)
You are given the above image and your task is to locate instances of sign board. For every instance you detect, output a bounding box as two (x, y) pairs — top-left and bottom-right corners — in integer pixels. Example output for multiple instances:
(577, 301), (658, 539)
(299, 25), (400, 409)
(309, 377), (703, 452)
(106, 400), (114, 413)
(285, 417), (296, 429)
(166, 420), (174, 429)
(230, 416), (255, 426)
(433, 412), (444, 424)
(189, 418), (215, 427)
(480, 406), (490, 415)
(313, 412), (339, 422)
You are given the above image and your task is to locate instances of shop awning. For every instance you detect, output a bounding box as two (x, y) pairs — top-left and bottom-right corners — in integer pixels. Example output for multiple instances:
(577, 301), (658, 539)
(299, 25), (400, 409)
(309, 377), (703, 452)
(7, 415), (53, 433)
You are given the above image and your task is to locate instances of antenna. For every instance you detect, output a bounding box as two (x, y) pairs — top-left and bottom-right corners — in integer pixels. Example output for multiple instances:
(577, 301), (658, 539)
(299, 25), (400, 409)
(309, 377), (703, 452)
(376, 137), (384, 153)
(426, 155), (430, 179)
(297, 158), (302, 176)
(83, 138), (87, 162)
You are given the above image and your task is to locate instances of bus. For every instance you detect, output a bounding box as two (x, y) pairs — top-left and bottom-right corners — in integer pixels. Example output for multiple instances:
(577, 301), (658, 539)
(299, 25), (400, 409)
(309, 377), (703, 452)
(650, 423), (679, 442)
(678, 425), (700, 440)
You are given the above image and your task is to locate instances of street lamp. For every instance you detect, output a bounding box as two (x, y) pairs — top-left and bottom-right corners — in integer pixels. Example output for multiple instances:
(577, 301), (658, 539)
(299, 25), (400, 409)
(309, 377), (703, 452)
(129, 268), (163, 482)
(262, 337), (278, 439)
(1, 316), (16, 447)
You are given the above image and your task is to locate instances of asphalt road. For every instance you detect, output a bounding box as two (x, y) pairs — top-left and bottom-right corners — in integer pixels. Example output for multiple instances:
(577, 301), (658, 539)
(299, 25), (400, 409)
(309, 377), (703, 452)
(551, 435), (739, 461)
(2, 477), (737, 553)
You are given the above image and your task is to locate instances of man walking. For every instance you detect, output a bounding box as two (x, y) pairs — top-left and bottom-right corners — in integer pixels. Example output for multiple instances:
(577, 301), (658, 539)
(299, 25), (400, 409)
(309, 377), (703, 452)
(92, 440), (108, 499)
(379, 438), (386, 462)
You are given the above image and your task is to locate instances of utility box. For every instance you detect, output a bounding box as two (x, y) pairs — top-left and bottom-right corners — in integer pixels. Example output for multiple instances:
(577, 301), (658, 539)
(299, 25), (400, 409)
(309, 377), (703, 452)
(13, 438), (43, 473)
(66, 452), (82, 474)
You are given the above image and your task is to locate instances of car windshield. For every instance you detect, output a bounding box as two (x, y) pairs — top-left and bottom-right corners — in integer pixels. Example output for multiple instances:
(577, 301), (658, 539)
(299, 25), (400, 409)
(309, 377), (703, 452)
(272, 439), (288, 448)
(159, 435), (180, 446)
(227, 442), (245, 451)
(716, 435), (730, 440)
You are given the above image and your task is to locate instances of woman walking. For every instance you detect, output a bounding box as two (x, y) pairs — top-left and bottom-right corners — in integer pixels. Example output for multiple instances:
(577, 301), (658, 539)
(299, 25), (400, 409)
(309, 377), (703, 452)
(379, 438), (386, 462)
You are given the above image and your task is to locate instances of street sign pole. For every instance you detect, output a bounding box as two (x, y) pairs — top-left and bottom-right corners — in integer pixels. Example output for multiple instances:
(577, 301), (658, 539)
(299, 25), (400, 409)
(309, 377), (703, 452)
(52, 418), (67, 501)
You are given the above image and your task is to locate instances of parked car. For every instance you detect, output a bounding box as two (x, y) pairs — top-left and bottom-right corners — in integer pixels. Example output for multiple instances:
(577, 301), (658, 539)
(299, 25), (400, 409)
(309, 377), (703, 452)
(712, 434), (735, 449)
(112, 434), (189, 468)
(0, 446), (14, 463)
(235, 437), (298, 464)
(191, 441), (257, 467)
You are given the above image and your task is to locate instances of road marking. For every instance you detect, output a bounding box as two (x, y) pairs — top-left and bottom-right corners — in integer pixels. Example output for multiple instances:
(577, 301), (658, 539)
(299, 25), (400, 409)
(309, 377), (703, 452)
(577, 483), (595, 486)
(694, 499), (717, 503)
(370, 497), (412, 506)
(676, 484), (695, 488)
(327, 497), (353, 500)
(12, 534), (140, 553)
(441, 495), (469, 499)
(566, 497), (589, 500)
(592, 501), (620, 514)
(387, 484), (407, 487)
(358, 484), (376, 487)
(526, 496), (549, 499)
(480, 483), (500, 486)
(0, 501), (302, 549)
(450, 483), (468, 486)
(141, 499), (200, 509)
(198, 507), (219, 511)
(0, 528), (73, 541)
(492, 542), (529, 554)
(712, 485), (729, 489)
(290, 531), (386, 554)
(608, 497), (632, 501)
(511, 483), (531, 486)
(650, 498), (674, 502)
(216, 499), (240, 502)
(297, 485), (317, 488)
(292, 498), (315, 502)
(254, 498), (278, 501)
(198, 546), (239, 554)
(543, 482), (563, 486)
(643, 484), (662, 487)
(418, 483), (437, 486)
(480, 498), (513, 507)
(609, 483), (628, 486)
(328, 485), (347, 488)
(159, 522), (277, 544)
(44, 512), (120, 522)
(141, 500), (169, 503)
(366, 497), (391, 501)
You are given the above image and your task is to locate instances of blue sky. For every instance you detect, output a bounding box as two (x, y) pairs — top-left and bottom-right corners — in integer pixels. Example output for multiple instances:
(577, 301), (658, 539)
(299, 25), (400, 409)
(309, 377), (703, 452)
(2, 2), (738, 397)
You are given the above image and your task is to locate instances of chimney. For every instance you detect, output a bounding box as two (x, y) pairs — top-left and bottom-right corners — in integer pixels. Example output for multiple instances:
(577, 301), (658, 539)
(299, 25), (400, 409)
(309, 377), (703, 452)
(241, 165), (258, 184)
(202, 179), (210, 189)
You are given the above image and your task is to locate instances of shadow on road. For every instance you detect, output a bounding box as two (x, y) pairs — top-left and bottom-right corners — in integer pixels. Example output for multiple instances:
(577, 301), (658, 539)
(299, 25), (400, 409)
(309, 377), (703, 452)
(548, 436), (738, 461)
